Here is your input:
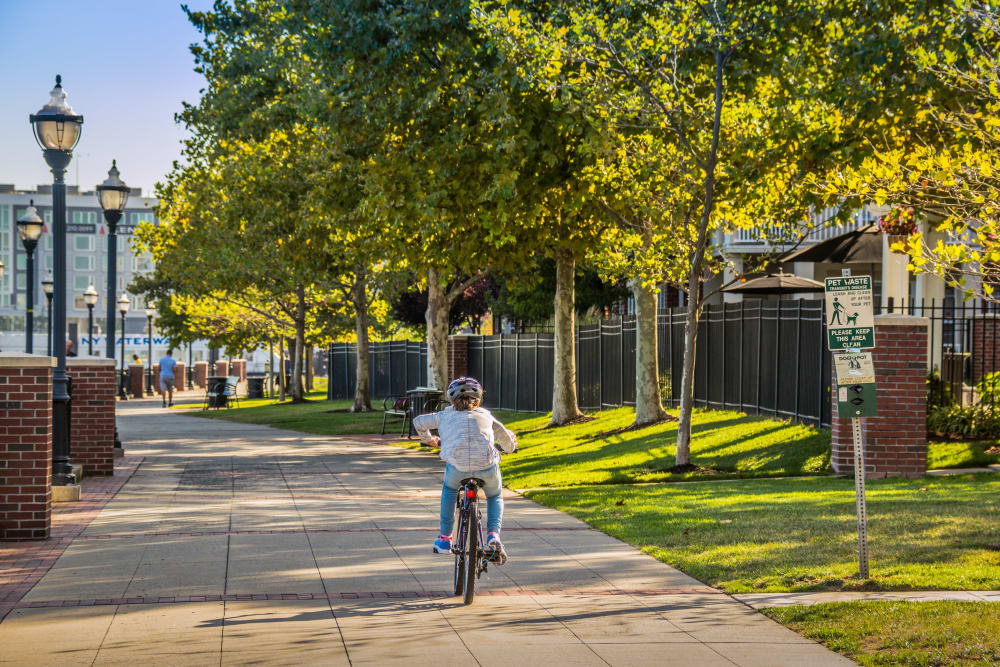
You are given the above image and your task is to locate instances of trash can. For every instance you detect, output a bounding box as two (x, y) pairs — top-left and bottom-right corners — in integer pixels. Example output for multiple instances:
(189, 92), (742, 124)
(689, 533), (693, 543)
(247, 376), (265, 399)
(405, 387), (444, 436)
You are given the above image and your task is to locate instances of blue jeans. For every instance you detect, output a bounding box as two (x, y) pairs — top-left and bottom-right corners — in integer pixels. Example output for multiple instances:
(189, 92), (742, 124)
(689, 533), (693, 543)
(440, 463), (504, 535)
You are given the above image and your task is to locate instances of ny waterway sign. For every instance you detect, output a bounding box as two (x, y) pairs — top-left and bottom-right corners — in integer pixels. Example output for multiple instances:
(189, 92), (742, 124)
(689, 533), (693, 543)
(825, 276), (875, 350)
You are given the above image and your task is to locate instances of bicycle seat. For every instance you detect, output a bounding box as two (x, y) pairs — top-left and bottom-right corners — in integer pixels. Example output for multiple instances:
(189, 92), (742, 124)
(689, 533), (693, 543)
(460, 477), (486, 488)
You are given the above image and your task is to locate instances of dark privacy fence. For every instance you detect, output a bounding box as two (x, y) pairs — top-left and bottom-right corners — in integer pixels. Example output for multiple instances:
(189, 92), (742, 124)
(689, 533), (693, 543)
(327, 299), (832, 427)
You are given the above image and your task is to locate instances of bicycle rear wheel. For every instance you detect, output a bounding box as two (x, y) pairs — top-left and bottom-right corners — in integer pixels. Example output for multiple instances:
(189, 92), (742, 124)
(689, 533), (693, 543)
(454, 509), (466, 597)
(463, 503), (479, 605)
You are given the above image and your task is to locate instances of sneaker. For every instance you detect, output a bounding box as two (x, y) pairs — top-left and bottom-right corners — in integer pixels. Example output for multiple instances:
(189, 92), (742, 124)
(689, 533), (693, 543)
(486, 532), (507, 565)
(162, 402), (167, 408)
(433, 535), (453, 554)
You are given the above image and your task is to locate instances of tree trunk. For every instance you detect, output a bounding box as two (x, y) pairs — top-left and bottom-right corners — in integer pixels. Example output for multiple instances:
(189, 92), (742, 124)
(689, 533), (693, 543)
(305, 344), (314, 391)
(290, 285), (306, 402)
(350, 272), (372, 412)
(425, 267), (450, 390)
(676, 49), (726, 466)
(278, 337), (286, 402)
(631, 278), (669, 426)
(550, 247), (584, 425)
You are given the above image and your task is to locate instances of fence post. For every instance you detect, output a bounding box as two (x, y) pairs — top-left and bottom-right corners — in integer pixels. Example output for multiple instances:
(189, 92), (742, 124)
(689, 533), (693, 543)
(668, 308), (675, 407)
(514, 333), (519, 411)
(739, 301), (744, 413)
(498, 333), (503, 410)
(817, 301), (826, 426)
(598, 320), (604, 408)
(773, 302), (781, 417)
(721, 304), (727, 409)
(756, 303), (763, 414)
(703, 304), (710, 407)
(620, 317), (625, 407)
(794, 300), (801, 422)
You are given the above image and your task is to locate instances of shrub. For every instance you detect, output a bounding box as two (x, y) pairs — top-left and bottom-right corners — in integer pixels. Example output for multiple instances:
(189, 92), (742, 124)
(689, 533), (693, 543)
(927, 403), (1000, 439)
(927, 369), (955, 411)
(976, 371), (1000, 405)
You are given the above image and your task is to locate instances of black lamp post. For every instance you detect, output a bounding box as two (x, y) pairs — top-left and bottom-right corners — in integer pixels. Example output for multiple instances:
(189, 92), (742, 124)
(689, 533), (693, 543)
(84, 284), (98, 355)
(30, 75), (82, 487)
(145, 308), (155, 395)
(41, 274), (54, 356)
(16, 202), (44, 354)
(96, 161), (129, 359)
(118, 294), (129, 399)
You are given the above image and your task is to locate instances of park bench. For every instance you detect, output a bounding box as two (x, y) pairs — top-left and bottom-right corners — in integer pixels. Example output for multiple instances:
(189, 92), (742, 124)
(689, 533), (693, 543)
(204, 375), (241, 410)
(381, 395), (411, 436)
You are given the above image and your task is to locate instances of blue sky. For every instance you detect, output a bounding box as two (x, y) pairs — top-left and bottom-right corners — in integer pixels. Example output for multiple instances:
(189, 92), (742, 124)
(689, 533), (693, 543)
(0, 0), (213, 196)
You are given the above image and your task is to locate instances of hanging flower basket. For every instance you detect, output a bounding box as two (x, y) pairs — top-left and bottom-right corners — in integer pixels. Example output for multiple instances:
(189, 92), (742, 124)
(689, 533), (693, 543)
(878, 207), (917, 254)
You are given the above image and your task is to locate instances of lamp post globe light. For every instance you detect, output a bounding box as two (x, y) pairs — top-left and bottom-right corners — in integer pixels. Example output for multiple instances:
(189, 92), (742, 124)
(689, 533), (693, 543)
(30, 75), (82, 487)
(96, 161), (129, 361)
(118, 294), (130, 399)
(16, 202), (44, 354)
(83, 284), (98, 356)
(145, 308), (155, 395)
(41, 273), (54, 356)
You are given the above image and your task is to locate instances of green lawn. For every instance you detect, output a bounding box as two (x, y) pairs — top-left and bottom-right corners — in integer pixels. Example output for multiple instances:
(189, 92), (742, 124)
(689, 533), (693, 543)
(763, 601), (1000, 666)
(181, 393), (392, 435)
(927, 439), (1000, 469)
(524, 474), (1000, 592)
(497, 407), (831, 488)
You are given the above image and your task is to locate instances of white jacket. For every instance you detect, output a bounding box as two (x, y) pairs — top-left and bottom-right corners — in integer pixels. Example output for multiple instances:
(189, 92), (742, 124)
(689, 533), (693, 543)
(413, 406), (518, 472)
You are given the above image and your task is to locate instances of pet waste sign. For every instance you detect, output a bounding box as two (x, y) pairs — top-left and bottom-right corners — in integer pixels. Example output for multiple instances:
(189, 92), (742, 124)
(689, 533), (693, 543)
(825, 276), (875, 350)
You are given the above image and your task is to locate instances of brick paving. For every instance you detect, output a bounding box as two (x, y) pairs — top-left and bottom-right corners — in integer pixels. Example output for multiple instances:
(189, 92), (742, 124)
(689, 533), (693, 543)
(0, 455), (142, 621)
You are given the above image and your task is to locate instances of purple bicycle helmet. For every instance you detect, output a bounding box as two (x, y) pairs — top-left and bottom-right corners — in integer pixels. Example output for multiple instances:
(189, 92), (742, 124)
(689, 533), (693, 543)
(446, 376), (483, 402)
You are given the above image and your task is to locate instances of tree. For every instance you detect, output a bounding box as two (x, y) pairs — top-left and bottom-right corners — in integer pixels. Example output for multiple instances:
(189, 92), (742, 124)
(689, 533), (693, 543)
(825, 2), (1000, 301)
(477, 0), (925, 448)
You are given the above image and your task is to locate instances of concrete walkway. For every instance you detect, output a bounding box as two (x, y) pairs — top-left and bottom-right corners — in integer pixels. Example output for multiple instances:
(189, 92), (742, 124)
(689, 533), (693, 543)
(0, 398), (853, 666)
(735, 590), (1000, 609)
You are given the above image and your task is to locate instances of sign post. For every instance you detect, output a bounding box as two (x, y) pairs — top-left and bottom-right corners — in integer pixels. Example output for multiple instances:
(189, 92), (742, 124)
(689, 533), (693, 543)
(825, 274), (876, 579)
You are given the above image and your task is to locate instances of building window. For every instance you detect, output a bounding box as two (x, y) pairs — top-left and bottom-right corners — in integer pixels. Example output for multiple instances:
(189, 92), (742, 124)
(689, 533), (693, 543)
(43, 234), (53, 251)
(16, 272), (26, 290)
(130, 212), (154, 226)
(73, 275), (92, 291)
(74, 255), (95, 271)
(16, 254), (25, 270)
(133, 254), (153, 273)
(71, 211), (97, 225)
(74, 235), (95, 252)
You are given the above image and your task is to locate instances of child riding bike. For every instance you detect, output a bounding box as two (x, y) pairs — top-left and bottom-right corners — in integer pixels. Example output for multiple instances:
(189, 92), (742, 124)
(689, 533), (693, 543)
(413, 376), (518, 564)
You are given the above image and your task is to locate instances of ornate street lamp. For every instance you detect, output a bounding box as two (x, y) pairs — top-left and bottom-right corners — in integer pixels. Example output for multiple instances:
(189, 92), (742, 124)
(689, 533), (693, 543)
(83, 284), (98, 355)
(16, 202), (44, 354)
(41, 273), (54, 355)
(145, 307), (155, 395)
(30, 74), (82, 487)
(118, 294), (130, 400)
(96, 161), (128, 360)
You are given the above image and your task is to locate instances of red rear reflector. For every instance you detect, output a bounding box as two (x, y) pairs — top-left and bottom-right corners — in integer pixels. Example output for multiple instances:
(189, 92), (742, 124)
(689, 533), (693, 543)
(465, 489), (476, 499)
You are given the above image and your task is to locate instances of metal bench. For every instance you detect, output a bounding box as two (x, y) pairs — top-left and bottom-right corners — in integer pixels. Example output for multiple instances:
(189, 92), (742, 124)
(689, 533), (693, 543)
(381, 395), (411, 436)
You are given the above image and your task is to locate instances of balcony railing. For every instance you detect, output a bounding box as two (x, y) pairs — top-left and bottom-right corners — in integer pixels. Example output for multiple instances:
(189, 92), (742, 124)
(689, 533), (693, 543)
(722, 207), (875, 249)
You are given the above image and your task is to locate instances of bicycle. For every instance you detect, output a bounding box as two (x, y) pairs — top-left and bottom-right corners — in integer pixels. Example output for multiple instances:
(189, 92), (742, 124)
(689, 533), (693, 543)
(451, 476), (496, 605)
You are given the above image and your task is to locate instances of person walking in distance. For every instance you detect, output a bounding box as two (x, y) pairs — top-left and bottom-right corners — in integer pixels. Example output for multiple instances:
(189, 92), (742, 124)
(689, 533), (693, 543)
(158, 348), (178, 407)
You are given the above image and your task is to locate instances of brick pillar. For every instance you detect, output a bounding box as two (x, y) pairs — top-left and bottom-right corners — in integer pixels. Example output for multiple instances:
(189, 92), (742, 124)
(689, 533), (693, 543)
(215, 360), (229, 377)
(448, 335), (469, 380)
(831, 315), (928, 478)
(232, 359), (246, 381)
(195, 361), (208, 388)
(174, 362), (186, 391)
(128, 365), (144, 397)
(67, 358), (116, 476)
(0, 354), (54, 540)
(971, 316), (1000, 383)
(152, 364), (162, 395)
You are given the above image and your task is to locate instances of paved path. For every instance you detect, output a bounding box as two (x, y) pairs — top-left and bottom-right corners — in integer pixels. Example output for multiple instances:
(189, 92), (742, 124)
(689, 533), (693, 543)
(0, 398), (852, 666)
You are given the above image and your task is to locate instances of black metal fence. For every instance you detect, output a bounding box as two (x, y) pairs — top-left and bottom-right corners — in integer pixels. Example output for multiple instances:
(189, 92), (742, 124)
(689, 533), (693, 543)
(327, 300), (833, 427)
(878, 298), (1000, 410)
(327, 341), (428, 400)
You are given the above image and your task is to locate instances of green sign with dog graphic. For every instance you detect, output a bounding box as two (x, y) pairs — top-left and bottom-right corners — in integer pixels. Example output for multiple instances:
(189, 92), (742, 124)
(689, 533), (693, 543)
(825, 276), (875, 351)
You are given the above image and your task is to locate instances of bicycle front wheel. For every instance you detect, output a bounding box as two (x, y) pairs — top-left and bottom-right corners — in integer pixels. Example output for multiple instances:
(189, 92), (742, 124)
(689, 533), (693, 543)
(463, 503), (479, 605)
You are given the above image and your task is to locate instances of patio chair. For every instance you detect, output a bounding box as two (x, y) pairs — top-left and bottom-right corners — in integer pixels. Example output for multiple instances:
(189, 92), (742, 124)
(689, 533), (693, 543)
(381, 395), (411, 436)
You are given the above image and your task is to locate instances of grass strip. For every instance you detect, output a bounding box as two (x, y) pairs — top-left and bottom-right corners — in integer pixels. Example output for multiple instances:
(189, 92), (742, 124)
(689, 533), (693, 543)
(763, 601), (1000, 666)
(524, 474), (1000, 592)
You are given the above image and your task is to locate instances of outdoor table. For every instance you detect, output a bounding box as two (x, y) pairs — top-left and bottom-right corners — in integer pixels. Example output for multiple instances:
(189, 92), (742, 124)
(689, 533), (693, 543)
(206, 375), (229, 408)
(406, 387), (444, 436)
